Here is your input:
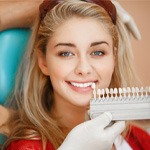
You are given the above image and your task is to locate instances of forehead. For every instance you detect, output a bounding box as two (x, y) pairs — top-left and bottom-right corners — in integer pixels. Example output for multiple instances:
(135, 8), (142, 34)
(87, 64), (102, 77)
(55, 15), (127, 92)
(47, 17), (112, 47)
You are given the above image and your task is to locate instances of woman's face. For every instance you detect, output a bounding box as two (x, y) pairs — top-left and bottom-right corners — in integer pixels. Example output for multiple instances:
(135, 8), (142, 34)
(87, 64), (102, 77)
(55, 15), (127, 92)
(39, 17), (115, 108)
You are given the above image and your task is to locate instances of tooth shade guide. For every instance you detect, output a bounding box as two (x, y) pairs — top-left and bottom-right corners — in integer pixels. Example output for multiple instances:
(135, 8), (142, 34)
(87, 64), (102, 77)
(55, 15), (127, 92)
(90, 86), (150, 120)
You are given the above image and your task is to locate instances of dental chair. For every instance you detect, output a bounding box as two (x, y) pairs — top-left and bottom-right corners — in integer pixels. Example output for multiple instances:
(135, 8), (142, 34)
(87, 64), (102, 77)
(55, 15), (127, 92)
(0, 28), (31, 144)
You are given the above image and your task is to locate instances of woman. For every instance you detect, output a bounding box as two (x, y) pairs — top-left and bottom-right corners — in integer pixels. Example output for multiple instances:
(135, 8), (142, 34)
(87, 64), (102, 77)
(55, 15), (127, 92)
(2, 0), (150, 149)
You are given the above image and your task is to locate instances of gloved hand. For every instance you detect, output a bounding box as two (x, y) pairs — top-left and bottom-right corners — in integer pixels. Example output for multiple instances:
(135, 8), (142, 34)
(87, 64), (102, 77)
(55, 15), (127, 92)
(58, 112), (125, 150)
(112, 0), (141, 40)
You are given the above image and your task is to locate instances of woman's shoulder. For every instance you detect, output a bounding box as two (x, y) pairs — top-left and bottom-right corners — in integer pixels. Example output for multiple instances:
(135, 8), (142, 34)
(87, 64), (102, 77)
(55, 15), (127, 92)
(126, 125), (150, 150)
(130, 125), (150, 139)
(7, 139), (54, 150)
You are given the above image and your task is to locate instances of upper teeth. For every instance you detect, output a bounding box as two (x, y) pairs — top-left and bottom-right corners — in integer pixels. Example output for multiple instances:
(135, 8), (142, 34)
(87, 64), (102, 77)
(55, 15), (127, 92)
(71, 82), (94, 88)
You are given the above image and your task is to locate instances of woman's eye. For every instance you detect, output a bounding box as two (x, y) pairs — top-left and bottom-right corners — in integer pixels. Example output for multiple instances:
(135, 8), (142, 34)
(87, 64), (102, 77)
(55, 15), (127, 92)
(59, 51), (74, 57)
(91, 51), (104, 56)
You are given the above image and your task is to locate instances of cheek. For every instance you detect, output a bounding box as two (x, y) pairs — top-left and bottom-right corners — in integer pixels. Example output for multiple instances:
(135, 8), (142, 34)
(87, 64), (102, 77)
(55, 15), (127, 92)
(94, 58), (115, 87)
(97, 64), (114, 78)
(46, 59), (73, 80)
(104, 59), (114, 76)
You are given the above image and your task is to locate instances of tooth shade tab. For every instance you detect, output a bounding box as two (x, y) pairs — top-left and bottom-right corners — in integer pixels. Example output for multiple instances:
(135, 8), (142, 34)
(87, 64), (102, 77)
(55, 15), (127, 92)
(91, 82), (96, 89)
(92, 83), (96, 99)
(114, 88), (118, 98)
(110, 88), (114, 98)
(97, 89), (101, 99)
(140, 87), (144, 97)
(119, 88), (123, 97)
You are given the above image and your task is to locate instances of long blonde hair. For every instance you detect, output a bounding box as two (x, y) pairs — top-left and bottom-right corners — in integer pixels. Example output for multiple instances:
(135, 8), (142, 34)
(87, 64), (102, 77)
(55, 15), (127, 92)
(3, 0), (140, 149)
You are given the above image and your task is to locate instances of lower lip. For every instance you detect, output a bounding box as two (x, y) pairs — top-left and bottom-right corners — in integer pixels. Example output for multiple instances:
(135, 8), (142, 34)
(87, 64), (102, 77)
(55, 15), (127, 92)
(67, 82), (93, 93)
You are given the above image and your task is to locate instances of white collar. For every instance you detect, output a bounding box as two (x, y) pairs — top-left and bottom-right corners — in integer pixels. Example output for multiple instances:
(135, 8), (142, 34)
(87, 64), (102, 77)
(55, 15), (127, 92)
(114, 135), (133, 150)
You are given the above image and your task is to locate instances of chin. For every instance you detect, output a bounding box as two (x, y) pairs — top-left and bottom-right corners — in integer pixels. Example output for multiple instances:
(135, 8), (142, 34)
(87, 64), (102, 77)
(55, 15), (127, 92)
(73, 100), (90, 108)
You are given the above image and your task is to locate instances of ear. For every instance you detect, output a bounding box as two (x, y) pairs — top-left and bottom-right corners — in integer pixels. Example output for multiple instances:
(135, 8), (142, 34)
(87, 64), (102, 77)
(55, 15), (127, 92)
(36, 49), (49, 76)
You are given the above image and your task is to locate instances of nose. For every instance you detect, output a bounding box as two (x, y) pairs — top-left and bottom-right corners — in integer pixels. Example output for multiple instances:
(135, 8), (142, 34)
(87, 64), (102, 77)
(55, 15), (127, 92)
(74, 57), (93, 76)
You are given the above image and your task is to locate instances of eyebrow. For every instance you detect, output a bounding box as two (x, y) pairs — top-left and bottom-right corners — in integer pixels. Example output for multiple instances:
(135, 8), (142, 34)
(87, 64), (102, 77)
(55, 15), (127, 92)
(90, 41), (109, 47)
(54, 41), (109, 48)
(54, 43), (75, 48)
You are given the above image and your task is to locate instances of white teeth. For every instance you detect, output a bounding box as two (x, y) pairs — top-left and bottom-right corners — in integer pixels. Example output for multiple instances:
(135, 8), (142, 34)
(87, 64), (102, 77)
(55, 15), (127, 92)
(71, 82), (94, 88)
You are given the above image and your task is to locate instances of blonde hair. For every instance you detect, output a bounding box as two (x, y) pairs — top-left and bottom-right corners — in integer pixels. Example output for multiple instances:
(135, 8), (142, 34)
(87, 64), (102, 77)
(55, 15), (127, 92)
(3, 0), (140, 149)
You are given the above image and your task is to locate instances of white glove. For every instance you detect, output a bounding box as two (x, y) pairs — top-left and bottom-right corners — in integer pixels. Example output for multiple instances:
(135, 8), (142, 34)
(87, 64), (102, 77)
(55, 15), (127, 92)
(112, 0), (141, 40)
(58, 112), (125, 150)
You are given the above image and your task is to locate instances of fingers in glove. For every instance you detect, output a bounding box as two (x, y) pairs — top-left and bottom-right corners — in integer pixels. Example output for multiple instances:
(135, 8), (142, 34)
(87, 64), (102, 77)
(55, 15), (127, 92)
(90, 112), (112, 128)
(105, 121), (125, 139)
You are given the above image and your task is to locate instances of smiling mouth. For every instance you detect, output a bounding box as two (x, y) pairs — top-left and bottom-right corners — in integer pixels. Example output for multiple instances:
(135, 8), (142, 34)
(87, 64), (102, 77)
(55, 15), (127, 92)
(67, 81), (98, 88)
(66, 81), (98, 93)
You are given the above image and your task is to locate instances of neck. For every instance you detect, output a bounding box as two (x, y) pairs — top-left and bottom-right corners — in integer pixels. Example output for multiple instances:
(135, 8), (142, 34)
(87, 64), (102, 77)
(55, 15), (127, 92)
(52, 97), (88, 135)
